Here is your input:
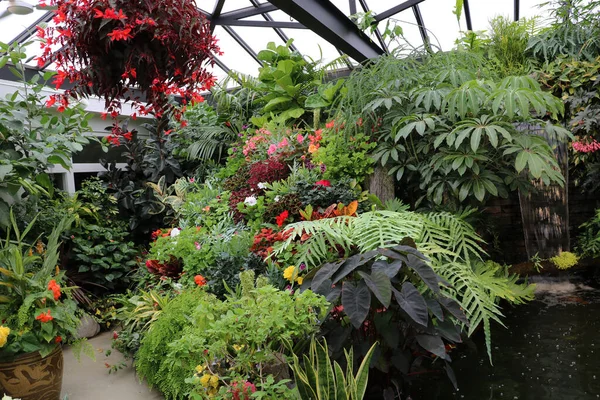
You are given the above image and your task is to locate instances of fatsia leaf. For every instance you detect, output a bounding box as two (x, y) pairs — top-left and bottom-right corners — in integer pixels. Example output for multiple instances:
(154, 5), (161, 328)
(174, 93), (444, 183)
(393, 282), (429, 326)
(342, 281), (371, 328)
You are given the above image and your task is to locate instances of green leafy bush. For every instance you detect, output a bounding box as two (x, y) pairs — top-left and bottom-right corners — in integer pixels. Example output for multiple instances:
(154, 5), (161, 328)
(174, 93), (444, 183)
(136, 275), (328, 400)
(549, 251), (579, 270)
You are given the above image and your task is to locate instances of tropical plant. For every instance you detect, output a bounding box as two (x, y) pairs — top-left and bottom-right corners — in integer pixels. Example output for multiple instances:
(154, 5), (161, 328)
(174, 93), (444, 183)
(549, 251), (579, 269)
(576, 208), (600, 258)
(40, 0), (220, 136)
(0, 41), (92, 227)
(0, 213), (86, 361)
(289, 338), (377, 400)
(335, 51), (570, 208)
(273, 209), (535, 361)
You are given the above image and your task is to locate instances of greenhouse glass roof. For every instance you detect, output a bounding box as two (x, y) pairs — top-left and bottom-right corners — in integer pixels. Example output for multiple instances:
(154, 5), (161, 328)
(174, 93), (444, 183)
(0, 0), (551, 84)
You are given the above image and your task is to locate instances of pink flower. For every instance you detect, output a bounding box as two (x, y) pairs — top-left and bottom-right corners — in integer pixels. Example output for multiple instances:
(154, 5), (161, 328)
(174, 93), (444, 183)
(315, 180), (331, 187)
(278, 138), (289, 148)
(267, 144), (277, 155)
(296, 134), (305, 144)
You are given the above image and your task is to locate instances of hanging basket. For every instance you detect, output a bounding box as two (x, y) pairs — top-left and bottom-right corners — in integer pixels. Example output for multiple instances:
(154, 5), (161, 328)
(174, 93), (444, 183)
(0, 346), (64, 400)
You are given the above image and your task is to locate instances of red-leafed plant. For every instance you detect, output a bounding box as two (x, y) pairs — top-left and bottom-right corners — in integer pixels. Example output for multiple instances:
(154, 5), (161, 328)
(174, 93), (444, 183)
(39, 0), (221, 139)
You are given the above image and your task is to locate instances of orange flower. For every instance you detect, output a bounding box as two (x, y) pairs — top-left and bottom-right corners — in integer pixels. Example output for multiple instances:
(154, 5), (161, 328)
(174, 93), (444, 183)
(36, 310), (53, 323)
(194, 275), (207, 287)
(55, 336), (62, 343)
(308, 144), (318, 154)
(107, 27), (133, 41)
(48, 279), (61, 301)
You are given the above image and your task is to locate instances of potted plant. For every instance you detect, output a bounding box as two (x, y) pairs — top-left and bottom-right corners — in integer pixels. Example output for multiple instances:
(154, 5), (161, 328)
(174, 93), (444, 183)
(0, 213), (83, 400)
(39, 0), (221, 141)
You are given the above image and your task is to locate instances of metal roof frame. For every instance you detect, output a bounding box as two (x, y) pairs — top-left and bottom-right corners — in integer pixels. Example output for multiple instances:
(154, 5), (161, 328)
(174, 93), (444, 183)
(0, 0), (524, 86)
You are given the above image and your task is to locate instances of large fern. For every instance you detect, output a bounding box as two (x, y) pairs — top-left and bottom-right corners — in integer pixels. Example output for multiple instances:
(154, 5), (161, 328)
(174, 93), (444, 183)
(273, 209), (534, 362)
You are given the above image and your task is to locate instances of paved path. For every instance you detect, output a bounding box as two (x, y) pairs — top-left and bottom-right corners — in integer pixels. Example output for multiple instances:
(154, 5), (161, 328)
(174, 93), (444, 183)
(61, 331), (163, 400)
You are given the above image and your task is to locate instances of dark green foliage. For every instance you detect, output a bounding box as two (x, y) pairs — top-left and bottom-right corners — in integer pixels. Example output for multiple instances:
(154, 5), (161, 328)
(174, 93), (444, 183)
(295, 178), (359, 209)
(576, 208), (600, 258)
(100, 122), (182, 240)
(303, 244), (464, 395)
(202, 251), (266, 299)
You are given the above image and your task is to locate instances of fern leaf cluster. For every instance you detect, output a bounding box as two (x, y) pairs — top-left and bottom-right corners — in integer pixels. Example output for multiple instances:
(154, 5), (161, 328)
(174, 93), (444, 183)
(274, 209), (534, 361)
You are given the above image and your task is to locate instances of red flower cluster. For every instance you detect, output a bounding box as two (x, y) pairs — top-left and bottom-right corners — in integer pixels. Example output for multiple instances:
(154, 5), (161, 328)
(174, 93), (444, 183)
(315, 180), (331, 187)
(47, 279), (61, 301)
(194, 275), (207, 287)
(229, 380), (257, 400)
(39, 0), (221, 141)
(275, 210), (289, 227)
(573, 138), (600, 153)
(36, 310), (54, 323)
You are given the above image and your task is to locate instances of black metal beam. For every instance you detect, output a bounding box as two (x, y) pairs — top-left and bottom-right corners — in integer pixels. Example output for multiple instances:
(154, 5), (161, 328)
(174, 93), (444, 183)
(267, 0), (384, 62)
(222, 26), (262, 65)
(463, 0), (473, 31)
(248, 0), (300, 54)
(210, 0), (226, 31)
(349, 0), (357, 15)
(216, 3), (278, 21)
(213, 19), (304, 29)
(374, 0), (426, 23)
(514, 0), (520, 21)
(358, 0), (388, 53)
(412, 5), (430, 51)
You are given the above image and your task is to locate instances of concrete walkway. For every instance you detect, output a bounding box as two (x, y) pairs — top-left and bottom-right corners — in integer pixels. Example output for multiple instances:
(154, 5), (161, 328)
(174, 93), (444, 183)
(61, 332), (163, 400)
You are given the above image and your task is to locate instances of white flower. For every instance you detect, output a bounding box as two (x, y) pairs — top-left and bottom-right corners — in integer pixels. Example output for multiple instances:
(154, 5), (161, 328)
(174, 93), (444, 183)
(274, 196), (281, 202)
(257, 182), (267, 189)
(172, 283), (183, 290)
(170, 228), (181, 237)
(244, 196), (257, 206)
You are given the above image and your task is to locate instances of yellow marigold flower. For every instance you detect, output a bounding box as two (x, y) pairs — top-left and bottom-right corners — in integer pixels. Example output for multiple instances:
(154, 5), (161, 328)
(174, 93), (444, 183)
(296, 276), (303, 285)
(0, 326), (10, 348)
(195, 364), (205, 374)
(283, 266), (296, 282)
(199, 374), (211, 388)
(209, 374), (219, 388)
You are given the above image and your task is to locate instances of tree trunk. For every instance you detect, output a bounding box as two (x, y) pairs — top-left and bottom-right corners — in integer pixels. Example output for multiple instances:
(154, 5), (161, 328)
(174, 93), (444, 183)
(366, 164), (395, 204)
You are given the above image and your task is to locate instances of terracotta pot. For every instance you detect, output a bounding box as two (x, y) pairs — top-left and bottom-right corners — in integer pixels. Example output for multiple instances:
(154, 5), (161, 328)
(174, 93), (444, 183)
(0, 346), (63, 400)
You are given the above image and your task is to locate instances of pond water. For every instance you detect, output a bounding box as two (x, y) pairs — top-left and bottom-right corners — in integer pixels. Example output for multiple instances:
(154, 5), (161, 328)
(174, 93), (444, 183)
(411, 273), (600, 400)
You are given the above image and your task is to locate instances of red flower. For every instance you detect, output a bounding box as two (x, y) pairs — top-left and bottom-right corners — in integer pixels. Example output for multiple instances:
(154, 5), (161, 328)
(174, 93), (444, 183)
(275, 210), (289, 227)
(45, 96), (57, 108)
(113, 331), (119, 340)
(194, 275), (207, 287)
(48, 279), (61, 301)
(36, 310), (53, 323)
(315, 180), (331, 187)
(55, 336), (62, 343)
(107, 28), (133, 41)
(325, 120), (335, 129)
(122, 131), (133, 141)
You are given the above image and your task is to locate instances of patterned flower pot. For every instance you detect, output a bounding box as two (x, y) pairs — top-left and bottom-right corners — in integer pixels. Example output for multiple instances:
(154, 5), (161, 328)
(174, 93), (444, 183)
(0, 346), (63, 400)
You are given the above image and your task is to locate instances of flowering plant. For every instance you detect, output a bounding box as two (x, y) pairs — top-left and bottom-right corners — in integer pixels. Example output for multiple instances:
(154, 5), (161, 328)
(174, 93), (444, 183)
(39, 0), (220, 138)
(0, 214), (81, 361)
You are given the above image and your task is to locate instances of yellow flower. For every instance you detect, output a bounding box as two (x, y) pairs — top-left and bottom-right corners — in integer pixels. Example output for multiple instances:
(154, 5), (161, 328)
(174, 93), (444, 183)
(209, 374), (219, 388)
(233, 344), (245, 352)
(208, 387), (218, 396)
(199, 374), (211, 388)
(0, 326), (10, 348)
(283, 266), (297, 282)
(195, 364), (205, 374)
(296, 276), (303, 285)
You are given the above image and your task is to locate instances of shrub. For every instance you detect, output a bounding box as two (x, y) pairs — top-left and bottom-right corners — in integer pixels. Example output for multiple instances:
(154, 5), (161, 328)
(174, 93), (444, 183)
(549, 251), (579, 270)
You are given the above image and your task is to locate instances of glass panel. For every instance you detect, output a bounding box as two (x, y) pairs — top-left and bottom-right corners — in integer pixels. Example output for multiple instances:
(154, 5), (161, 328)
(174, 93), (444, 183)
(195, 0), (217, 15)
(72, 141), (127, 164)
(74, 172), (100, 191)
(281, 28), (344, 66)
(213, 26), (263, 76)
(49, 173), (66, 191)
(221, 0), (251, 13)
(469, 1), (513, 32)
(379, 9), (424, 53)
(0, 9), (48, 43)
(419, 0), (465, 52)
(232, 26), (286, 53)
(521, 0), (552, 25)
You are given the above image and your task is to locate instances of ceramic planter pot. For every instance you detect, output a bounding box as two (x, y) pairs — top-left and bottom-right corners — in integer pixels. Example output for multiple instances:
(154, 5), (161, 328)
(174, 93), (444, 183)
(0, 346), (63, 400)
